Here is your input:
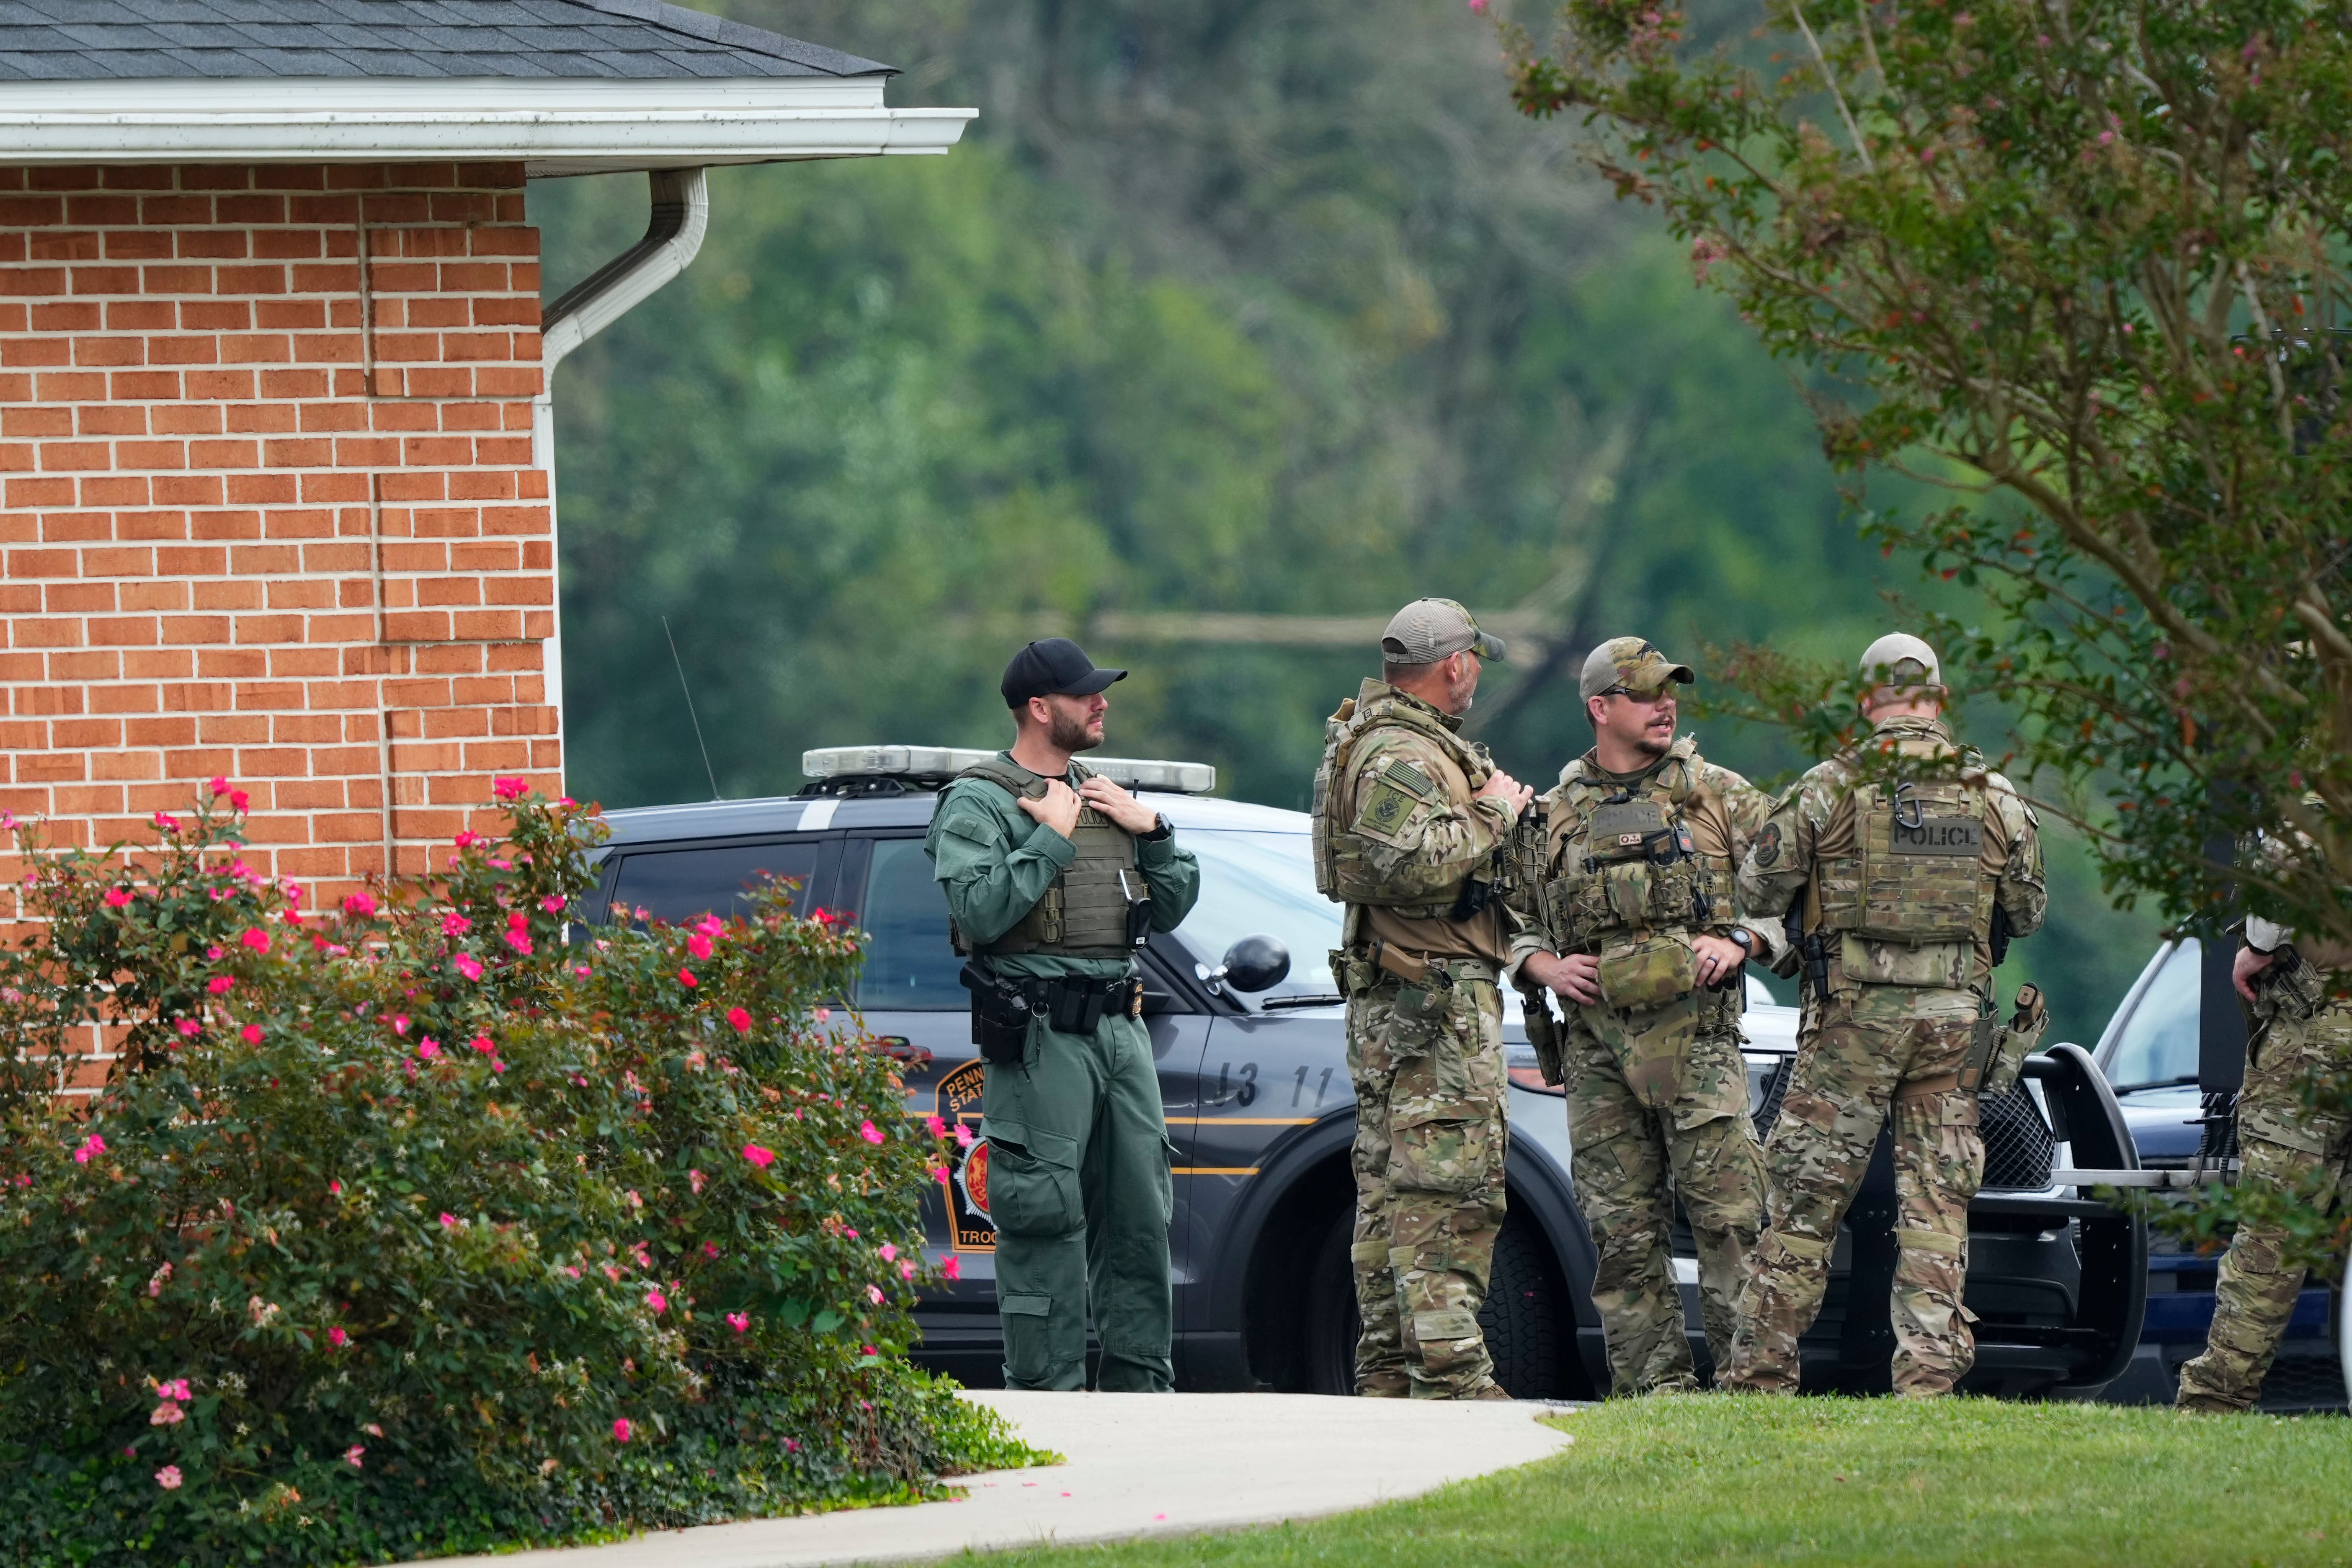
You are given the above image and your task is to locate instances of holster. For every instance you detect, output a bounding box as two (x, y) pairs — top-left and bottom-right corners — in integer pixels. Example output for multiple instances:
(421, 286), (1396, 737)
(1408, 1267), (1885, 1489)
(1958, 983), (2048, 1096)
(960, 960), (1034, 1065)
(1519, 986), (1565, 1087)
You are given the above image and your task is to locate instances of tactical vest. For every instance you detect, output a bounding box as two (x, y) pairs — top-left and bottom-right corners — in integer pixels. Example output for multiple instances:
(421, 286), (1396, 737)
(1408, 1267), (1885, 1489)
(946, 757), (1147, 960)
(1816, 771), (1994, 947)
(1311, 683), (1490, 916)
(1538, 740), (1736, 954)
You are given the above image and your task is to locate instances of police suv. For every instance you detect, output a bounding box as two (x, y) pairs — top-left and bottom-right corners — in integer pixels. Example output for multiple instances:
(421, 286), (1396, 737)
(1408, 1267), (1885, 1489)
(588, 746), (2147, 1398)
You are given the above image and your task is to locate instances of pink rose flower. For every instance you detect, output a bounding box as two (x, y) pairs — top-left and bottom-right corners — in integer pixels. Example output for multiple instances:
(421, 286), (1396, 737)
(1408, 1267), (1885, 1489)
(454, 954), (484, 981)
(454, 830), (488, 849)
(239, 927), (270, 954)
(343, 891), (377, 917)
(542, 895), (566, 914)
(155, 1465), (182, 1490)
(686, 933), (712, 961)
(153, 812), (179, 833)
(103, 887), (131, 908)
(345, 1444), (365, 1468)
(441, 913), (472, 936)
(493, 776), (528, 801)
(328, 1326), (348, 1348)
(925, 1115), (947, 1139)
(240, 1024), (263, 1044)
(726, 1311), (749, 1333)
(878, 1243), (897, 1262)
(150, 1402), (184, 1426)
(942, 1256), (961, 1281)
(742, 1144), (775, 1169)
(469, 1034), (494, 1055)
(163, 1379), (190, 1401)
(175, 1019), (200, 1038)
(504, 930), (533, 955)
(689, 1168), (707, 1194)
(727, 1007), (752, 1033)
(867, 1284), (885, 1305)
(613, 1418), (633, 1443)
(329, 1179), (343, 1196)
(645, 1290), (668, 1315)
(439, 1212), (457, 1228)
(417, 1039), (440, 1060)
(860, 1121), (885, 1146)
(955, 1124), (975, 1148)
(678, 968), (698, 988)
(207, 976), (234, 994)
(72, 1134), (104, 1165)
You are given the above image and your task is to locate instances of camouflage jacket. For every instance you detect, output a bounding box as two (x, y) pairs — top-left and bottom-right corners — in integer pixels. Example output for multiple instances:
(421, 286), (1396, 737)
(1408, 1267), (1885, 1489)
(1506, 737), (1776, 976)
(1318, 678), (1520, 963)
(1737, 714), (2045, 993)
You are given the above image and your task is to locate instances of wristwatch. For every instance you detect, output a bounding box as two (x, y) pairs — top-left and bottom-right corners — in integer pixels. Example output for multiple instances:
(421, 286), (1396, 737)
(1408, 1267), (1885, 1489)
(1137, 813), (1173, 842)
(1725, 928), (1754, 955)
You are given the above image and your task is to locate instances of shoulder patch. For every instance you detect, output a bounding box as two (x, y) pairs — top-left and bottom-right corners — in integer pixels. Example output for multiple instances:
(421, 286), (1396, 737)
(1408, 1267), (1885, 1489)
(1382, 758), (1438, 798)
(1751, 820), (1782, 869)
(1354, 779), (1422, 841)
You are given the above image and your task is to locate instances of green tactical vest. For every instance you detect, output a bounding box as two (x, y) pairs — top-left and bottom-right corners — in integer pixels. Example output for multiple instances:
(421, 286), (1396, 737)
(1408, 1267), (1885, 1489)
(1538, 739), (1736, 955)
(1815, 771), (1994, 949)
(946, 756), (1146, 960)
(1310, 681), (1491, 916)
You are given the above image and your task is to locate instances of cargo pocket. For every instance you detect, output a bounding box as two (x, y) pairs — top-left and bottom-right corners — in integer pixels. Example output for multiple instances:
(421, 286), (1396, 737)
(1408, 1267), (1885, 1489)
(980, 1119), (1084, 1238)
(999, 1292), (1059, 1386)
(1391, 1106), (1496, 1200)
(1380, 980), (1454, 1059)
(1596, 933), (1698, 1012)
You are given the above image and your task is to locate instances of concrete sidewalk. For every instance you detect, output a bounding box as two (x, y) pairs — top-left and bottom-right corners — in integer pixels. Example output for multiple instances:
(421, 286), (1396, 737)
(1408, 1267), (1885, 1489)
(421, 1391), (1579, 1568)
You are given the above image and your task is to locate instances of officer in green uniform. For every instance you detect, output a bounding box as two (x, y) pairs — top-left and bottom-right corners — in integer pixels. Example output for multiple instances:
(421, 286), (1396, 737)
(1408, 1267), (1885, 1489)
(925, 638), (1201, 1392)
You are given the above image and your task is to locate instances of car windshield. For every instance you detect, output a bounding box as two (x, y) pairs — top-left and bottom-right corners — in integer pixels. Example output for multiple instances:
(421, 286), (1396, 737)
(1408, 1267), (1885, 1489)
(1169, 828), (1342, 1001)
(2105, 939), (2201, 1090)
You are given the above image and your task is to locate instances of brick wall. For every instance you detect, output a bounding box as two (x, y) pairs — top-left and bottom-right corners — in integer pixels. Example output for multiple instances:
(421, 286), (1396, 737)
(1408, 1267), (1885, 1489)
(0, 161), (560, 896)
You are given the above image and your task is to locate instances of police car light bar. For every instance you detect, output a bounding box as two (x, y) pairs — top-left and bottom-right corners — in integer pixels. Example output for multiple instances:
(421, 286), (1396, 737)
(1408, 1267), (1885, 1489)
(802, 745), (1216, 795)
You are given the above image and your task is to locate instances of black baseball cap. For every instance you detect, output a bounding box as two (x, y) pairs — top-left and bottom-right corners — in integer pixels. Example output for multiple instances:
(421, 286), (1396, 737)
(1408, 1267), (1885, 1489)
(1001, 638), (1128, 707)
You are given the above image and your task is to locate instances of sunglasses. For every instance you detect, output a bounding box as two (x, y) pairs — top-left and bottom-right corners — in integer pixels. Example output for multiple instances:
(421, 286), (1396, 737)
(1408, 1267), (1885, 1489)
(1600, 685), (1676, 705)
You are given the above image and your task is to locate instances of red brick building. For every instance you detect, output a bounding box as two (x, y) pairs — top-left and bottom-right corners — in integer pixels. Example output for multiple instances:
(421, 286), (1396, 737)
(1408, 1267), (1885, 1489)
(0, 0), (970, 893)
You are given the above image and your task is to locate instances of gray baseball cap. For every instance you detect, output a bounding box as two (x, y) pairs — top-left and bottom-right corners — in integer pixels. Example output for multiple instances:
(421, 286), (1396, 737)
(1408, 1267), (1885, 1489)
(1579, 636), (1695, 702)
(1381, 598), (1506, 664)
(1858, 632), (1942, 690)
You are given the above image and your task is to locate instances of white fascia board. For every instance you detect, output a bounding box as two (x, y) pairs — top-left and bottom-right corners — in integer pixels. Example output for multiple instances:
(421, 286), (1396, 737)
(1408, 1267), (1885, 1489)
(0, 77), (974, 175)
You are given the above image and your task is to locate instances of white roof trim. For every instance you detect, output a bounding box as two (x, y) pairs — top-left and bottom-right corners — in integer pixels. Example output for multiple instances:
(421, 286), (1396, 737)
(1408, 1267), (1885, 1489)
(0, 77), (975, 176)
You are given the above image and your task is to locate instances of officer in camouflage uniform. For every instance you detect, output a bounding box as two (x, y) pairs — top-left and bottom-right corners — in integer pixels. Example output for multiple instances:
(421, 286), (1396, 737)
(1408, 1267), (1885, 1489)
(1506, 637), (1772, 1395)
(1312, 599), (1534, 1398)
(1722, 634), (2046, 1397)
(926, 638), (1201, 1393)
(2176, 830), (2352, 1413)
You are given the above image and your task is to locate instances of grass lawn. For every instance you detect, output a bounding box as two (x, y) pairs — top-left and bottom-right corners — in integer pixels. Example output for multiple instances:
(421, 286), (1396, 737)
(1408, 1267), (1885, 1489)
(971, 1397), (2349, 1567)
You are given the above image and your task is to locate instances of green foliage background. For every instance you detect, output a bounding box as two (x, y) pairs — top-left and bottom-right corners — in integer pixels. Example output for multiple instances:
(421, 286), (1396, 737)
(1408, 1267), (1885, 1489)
(527, 0), (2157, 1043)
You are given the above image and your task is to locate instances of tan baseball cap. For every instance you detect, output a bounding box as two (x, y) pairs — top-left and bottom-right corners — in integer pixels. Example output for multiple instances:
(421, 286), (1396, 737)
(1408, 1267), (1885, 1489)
(1381, 598), (1506, 664)
(1858, 632), (1943, 691)
(1579, 636), (1694, 702)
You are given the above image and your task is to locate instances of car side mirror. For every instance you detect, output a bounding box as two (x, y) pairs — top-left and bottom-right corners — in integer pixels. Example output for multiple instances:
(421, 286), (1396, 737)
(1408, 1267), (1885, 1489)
(1214, 935), (1291, 995)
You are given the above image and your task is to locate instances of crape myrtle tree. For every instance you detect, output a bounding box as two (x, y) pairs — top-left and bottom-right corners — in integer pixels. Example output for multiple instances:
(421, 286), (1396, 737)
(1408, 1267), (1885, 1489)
(1496, 0), (2352, 1254)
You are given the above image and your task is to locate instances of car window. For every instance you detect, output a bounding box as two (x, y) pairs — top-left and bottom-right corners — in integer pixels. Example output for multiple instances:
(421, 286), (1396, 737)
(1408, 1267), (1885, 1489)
(1170, 829), (1341, 999)
(605, 839), (823, 926)
(2104, 939), (2201, 1090)
(854, 837), (965, 1010)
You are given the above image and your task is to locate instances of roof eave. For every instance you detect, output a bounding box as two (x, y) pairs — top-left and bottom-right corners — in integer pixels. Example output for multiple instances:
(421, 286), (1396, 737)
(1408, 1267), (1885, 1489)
(0, 76), (975, 174)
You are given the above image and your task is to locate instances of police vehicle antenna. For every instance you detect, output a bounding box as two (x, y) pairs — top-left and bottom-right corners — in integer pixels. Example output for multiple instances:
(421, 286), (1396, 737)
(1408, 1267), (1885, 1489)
(661, 616), (723, 801)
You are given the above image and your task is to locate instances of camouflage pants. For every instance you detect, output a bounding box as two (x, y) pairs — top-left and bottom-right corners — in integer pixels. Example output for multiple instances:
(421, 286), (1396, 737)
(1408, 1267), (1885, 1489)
(1346, 973), (1508, 1399)
(1565, 988), (1764, 1395)
(1723, 984), (1983, 1398)
(2177, 998), (2352, 1413)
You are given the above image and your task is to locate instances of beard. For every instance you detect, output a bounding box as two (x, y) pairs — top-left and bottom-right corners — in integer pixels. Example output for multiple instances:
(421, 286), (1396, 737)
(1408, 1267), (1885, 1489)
(1049, 707), (1101, 752)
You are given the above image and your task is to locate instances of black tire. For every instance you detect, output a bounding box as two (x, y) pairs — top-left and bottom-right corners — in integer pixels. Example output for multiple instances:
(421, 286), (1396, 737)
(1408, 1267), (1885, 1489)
(1300, 1207), (1565, 1398)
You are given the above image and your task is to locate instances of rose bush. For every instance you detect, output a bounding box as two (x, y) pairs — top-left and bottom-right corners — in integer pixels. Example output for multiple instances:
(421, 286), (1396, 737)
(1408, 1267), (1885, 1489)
(0, 784), (1029, 1564)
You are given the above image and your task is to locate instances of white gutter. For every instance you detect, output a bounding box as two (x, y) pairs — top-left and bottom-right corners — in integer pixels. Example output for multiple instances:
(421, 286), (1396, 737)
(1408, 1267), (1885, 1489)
(0, 77), (974, 177)
(533, 165), (716, 771)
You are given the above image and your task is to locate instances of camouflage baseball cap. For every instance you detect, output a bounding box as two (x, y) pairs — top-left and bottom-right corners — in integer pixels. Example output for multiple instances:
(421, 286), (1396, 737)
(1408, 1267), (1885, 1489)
(1858, 632), (1942, 690)
(1579, 636), (1695, 702)
(1381, 598), (1506, 664)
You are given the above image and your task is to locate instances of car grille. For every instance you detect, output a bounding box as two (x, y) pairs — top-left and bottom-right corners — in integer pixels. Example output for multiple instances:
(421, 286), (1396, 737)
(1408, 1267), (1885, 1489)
(1981, 1083), (2055, 1189)
(1751, 1056), (2054, 1190)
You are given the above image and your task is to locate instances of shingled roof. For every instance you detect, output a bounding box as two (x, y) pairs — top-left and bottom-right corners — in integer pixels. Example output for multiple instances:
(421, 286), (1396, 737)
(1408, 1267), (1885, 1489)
(0, 0), (892, 80)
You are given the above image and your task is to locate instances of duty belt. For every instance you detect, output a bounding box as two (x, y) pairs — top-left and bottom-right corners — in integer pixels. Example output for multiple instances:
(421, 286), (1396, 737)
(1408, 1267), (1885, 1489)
(1334, 941), (1498, 995)
(1017, 972), (1145, 1033)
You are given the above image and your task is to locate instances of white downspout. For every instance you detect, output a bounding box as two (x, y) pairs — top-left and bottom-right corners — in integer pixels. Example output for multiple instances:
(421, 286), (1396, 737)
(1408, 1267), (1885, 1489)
(532, 166), (712, 776)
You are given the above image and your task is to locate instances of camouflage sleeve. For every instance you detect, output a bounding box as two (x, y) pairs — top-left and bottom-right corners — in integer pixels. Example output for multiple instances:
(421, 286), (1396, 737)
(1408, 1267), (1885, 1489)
(1703, 763), (1787, 962)
(1985, 771), (2048, 940)
(1342, 730), (1518, 906)
(1736, 776), (1819, 940)
(1501, 784), (1568, 980)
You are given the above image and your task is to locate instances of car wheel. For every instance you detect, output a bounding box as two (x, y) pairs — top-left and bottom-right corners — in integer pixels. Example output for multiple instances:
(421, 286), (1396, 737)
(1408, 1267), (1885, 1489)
(1303, 1208), (1359, 1396)
(1302, 1207), (1565, 1399)
(1482, 1214), (1565, 1399)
